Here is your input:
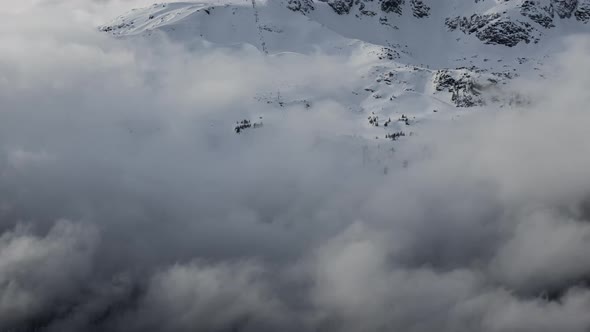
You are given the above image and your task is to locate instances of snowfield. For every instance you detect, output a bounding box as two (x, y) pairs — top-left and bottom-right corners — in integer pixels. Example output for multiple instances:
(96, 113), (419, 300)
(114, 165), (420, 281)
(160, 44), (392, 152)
(2, 1), (590, 331)
(99, 0), (590, 140)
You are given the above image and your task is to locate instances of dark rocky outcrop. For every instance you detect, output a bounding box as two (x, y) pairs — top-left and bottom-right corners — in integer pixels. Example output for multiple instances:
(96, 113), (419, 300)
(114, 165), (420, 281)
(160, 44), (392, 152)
(380, 0), (404, 14)
(575, 0), (590, 22)
(324, 0), (355, 14)
(286, 0), (315, 13)
(521, 0), (555, 28)
(297, 0), (589, 29)
(410, 0), (430, 18)
(434, 70), (485, 107)
(446, 14), (539, 47)
(551, 0), (578, 18)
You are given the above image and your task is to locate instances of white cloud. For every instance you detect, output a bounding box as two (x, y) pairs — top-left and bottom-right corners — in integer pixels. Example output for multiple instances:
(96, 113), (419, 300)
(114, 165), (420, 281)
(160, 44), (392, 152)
(2, 1), (590, 331)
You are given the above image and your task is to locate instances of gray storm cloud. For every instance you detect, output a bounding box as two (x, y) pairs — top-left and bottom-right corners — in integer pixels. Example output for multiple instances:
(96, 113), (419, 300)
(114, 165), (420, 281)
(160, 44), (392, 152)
(2, 1), (590, 331)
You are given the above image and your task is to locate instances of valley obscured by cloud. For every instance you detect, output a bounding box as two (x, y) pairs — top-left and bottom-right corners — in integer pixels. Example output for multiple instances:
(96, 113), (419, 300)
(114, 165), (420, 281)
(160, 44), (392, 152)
(2, 1), (590, 331)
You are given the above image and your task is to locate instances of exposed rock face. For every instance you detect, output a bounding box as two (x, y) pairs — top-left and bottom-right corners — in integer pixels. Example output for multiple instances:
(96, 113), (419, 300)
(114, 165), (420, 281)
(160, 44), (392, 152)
(445, 13), (501, 34)
(521, 0), (555, 28)
(479, 19), (538, 46)
(517, 0), (589, 25)
(293, 0), (589, 46)
(446, 14), (539, 47)
(380, 0), (404, 14)
(434, 69), (485, 107)
(551, 0), (578, 18)
(320, 0), (406, 15)
(432, 68), (515, 107)
(99, 22), (133, 32)
(410, 0), (430, 18)
(286, 0), (315, 13)
(324, 0), (354, 14)
(575, 0), (590, 22)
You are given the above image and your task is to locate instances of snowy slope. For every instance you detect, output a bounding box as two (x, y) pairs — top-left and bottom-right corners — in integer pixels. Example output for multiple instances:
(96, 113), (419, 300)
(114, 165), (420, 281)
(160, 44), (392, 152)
(100, 0), (589, 140)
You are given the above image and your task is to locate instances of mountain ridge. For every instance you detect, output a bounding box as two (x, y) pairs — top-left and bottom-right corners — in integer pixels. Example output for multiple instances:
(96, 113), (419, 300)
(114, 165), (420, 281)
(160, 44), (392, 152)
(99, 0), (588, 138)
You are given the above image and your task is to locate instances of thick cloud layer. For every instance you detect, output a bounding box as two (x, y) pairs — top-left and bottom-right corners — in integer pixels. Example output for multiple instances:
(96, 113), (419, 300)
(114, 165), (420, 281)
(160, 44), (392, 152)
(2, 1), (590, 331)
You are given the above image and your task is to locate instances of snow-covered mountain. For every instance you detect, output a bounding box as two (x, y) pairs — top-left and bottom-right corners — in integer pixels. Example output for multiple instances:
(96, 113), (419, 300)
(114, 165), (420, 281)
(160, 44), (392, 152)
(100, 0), (589, 137)
(5, 2), (590, 330)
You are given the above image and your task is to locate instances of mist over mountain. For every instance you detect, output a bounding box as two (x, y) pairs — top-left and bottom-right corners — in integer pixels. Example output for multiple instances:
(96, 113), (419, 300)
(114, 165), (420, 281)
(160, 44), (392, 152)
(1, 0), (590, 331)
